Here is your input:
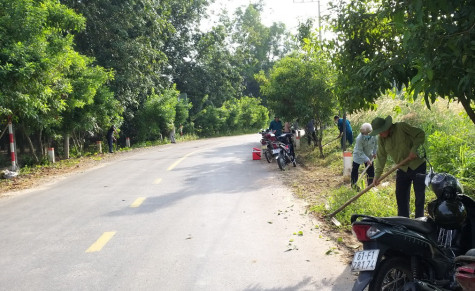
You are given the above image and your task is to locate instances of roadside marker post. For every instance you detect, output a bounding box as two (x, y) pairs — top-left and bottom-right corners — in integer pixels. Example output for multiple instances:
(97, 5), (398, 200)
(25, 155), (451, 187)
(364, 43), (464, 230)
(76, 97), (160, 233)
(47, 148), (55, 163)
(96, 141), (102, 153)
(8, 116), (17, 171)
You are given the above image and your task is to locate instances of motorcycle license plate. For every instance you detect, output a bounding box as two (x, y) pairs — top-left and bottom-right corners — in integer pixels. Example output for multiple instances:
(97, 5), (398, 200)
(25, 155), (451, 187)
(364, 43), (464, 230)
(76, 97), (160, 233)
(351, 249), (379, 272)
(272, 149), (280, 154)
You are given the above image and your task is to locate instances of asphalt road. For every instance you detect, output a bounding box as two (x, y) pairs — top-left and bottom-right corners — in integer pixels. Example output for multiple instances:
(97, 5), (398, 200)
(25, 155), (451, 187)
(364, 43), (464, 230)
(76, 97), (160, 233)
(0, 134), (355, 290)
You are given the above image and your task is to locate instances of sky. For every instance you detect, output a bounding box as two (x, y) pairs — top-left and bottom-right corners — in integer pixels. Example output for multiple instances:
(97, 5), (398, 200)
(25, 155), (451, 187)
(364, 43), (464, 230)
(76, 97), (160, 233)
(203, 0), (332, 35)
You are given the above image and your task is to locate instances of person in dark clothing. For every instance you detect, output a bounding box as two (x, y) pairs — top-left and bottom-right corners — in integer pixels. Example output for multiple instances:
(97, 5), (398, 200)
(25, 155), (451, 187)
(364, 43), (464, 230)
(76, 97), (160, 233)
(269, 116), (283, 136)
(334, 115), (353, 148)
(106, 125), (117, 153)
(306, 119), (317, 146)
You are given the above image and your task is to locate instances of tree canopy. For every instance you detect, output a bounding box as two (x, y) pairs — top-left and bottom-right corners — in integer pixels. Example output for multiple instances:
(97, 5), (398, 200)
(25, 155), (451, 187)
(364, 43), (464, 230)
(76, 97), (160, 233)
(257, 41), (336, 157)
(328, 0), (475, 124)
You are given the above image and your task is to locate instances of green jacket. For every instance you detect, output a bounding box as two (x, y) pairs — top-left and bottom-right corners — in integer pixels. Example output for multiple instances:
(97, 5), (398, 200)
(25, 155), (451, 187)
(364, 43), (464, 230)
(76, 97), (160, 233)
(374, 122), (425, 179)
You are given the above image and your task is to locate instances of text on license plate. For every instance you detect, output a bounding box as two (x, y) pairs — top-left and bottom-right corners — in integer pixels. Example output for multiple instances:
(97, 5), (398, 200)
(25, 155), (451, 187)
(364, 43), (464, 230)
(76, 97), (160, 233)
(351, 249), (379, 272)
(272, 149), (280, 154)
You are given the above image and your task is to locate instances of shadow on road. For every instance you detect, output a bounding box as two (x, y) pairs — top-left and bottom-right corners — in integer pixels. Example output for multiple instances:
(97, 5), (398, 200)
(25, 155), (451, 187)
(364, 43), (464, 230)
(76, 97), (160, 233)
(105, 141), (268, 217)
(243, 267), (355, 290)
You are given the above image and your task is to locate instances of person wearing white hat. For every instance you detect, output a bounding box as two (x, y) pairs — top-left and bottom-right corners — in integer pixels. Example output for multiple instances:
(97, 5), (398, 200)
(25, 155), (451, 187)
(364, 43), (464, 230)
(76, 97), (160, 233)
(351, 123), (378, 189)
(370, 115), (426, 218)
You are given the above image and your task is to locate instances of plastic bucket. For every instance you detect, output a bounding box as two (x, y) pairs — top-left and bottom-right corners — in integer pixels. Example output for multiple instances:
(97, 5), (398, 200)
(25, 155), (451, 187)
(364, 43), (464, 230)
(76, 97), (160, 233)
(252, 147), (261, 160)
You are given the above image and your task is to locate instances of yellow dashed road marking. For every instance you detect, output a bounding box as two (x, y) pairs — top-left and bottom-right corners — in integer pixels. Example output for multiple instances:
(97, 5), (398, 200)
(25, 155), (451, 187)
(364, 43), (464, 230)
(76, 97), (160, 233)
(130, 197), (146, 208)
(167, 151), (196, 171)
(86, 231), (116, 253)
(153, 178), (162, 184)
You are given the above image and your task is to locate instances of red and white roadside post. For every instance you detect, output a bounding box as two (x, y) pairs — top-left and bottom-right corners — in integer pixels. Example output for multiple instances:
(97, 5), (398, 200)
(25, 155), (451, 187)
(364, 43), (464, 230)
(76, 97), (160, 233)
(295, 130), (301, 150)
(96, 141), (102, 153)
(47, 148), (55, 163)
(126, 137), (130, 148)
(7, 116), (17, 171)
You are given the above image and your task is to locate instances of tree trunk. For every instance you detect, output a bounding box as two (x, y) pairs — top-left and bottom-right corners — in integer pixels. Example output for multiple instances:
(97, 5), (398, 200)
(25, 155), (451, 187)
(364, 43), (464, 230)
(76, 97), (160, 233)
(315, 119), (325, 158)
(25, 134), (39, 163)
(64, 133), (70, 159)
(38, 129), (45, 159)
(342, 112), (347, 152)
(71, 132), (80, 155)
(459, 93), (475, 125)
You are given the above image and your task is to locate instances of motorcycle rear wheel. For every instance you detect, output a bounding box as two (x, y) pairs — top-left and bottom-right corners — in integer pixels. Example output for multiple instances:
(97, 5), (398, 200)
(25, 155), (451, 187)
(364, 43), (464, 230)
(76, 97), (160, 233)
(277, 154), (286, 171)
(369, 257), (412, 291)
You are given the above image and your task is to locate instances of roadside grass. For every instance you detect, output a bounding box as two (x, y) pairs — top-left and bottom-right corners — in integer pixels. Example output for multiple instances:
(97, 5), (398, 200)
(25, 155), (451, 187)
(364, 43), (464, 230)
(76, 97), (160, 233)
(311, 182), (437, 229)
(299, 139), (439, 231)
(298, 95), (473, 233)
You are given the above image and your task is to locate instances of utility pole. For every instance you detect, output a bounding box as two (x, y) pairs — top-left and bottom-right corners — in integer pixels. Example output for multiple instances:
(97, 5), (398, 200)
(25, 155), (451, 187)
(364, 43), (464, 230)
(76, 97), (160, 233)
(292, 0), (322, 42)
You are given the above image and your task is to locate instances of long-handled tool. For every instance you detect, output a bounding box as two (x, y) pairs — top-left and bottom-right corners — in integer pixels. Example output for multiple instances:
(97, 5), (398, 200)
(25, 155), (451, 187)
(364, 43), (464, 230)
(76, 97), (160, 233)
(327, 156), (412, 218)
(356, 159), (373, 186)
(321, 137), (339, 148)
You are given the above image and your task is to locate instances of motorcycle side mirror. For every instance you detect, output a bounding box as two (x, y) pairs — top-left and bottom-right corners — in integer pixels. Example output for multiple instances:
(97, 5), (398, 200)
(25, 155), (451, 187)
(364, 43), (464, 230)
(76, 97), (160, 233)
(416, 146), (427, 159)
(425, 167), (434, 187)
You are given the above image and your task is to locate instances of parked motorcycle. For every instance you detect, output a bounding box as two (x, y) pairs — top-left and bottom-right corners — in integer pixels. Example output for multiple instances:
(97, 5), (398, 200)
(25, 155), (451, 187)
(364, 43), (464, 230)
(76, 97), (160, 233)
(404, 249), (475, 290)
(259, 130), (279, 163)
(276, 133), (296, 171)
(455, 249), (475, 290)
(350, 171), (475, 291)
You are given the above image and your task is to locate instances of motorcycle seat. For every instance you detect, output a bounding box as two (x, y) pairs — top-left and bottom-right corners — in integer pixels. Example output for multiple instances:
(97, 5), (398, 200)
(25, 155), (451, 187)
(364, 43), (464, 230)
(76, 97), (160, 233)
(378, 216), (436, 234)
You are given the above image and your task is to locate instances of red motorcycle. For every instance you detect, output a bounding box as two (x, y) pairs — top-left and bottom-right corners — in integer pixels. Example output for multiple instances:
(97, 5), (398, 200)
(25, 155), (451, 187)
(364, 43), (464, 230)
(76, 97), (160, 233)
(455, 249), (475, 291)
(259, 130), (279, 163)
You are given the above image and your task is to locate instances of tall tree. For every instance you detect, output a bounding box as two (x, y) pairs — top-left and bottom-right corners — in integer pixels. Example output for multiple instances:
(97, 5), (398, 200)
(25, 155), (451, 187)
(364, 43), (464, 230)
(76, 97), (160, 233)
(257, 45), (336, 157)
(61, 0), (211, 136)
(175, 25), (244, 115)
(0, 0), (84, 120)
(0, 0), (115, 159)
(231, 2), (292, 98)
(327, 0), (475, 124)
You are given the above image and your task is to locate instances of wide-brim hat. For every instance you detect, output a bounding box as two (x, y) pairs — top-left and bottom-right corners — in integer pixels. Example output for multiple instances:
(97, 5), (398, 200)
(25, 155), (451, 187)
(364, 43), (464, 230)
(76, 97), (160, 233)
(370, 116), (393, 136)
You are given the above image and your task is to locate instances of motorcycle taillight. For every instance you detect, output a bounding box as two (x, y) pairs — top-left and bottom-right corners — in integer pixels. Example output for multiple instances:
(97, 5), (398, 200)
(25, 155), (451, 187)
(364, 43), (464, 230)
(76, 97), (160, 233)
(352, 224), (372, 242)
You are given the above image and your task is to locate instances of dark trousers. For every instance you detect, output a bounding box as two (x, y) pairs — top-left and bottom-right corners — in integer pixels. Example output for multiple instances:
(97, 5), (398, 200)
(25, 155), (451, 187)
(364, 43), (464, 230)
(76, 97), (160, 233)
(107, 137), (113, 153)
(395, 162), (426, 218)
(340, 134), (354, 148)
(307, 131), (316, 145)
(351, 162), (374, 186)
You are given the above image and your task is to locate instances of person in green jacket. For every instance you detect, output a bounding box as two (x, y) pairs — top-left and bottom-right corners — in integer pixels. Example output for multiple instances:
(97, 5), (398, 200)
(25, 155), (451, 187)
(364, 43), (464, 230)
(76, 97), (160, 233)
(370, 116), (426, 218)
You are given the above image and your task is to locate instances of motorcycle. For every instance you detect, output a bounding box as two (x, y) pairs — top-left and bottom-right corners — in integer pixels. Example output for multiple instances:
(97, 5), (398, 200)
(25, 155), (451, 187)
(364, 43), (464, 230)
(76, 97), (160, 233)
(455, 249), (475, 290)
(350, 171), (475, 291)
(276, 133), (296, 171)
(404, 249), (475, 290)
(259, 130), (279, 163)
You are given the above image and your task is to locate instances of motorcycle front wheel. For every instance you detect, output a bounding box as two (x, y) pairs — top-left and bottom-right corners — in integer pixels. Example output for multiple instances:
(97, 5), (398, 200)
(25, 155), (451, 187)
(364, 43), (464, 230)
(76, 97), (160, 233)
(277, 154), (286, 171)
(369, 257), (412, 291)
(264, 150), (272, 163)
